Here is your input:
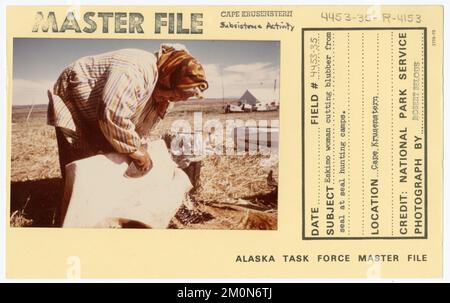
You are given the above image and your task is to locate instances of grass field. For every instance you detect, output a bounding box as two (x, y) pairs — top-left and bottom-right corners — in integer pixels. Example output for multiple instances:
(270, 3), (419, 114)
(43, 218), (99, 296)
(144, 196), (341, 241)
(10, 99), (279, 229)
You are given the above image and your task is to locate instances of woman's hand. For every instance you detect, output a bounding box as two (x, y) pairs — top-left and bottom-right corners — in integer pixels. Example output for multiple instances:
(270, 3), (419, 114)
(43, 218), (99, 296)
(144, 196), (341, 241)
(129, 146), (153, 172)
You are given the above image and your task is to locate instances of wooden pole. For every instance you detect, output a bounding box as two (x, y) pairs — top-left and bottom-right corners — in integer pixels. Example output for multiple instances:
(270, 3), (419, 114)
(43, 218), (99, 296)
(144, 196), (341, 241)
(26, 97), (35, 124)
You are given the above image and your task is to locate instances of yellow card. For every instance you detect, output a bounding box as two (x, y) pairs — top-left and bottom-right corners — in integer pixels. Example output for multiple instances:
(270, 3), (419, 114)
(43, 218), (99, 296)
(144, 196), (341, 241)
(5, 5), (443, 278)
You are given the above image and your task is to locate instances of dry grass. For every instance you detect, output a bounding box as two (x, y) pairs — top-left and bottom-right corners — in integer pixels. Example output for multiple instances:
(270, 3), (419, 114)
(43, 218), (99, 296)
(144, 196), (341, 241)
(193, 155), (274, 204)
(10, 100), (278, 229)
(11, 123), (60, 182)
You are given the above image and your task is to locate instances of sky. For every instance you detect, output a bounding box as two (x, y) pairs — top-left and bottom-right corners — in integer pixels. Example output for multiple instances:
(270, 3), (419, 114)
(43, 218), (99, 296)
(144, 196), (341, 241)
(12, 38), (279, 106)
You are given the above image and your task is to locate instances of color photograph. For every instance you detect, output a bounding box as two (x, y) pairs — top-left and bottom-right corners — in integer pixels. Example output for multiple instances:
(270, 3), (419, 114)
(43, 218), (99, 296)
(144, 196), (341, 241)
(10, 38), (280, 229)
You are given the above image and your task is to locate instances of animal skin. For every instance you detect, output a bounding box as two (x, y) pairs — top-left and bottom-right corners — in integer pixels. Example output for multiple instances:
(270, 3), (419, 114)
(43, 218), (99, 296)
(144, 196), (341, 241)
(61, 140), (192, 228)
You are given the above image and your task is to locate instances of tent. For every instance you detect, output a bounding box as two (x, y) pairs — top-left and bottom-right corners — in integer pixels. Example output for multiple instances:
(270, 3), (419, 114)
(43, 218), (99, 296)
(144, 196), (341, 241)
(239, 90), (258, 106)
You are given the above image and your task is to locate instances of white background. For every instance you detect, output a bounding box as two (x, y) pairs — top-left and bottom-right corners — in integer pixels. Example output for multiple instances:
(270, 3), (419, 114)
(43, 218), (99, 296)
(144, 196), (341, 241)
(0, 0), (448, 282)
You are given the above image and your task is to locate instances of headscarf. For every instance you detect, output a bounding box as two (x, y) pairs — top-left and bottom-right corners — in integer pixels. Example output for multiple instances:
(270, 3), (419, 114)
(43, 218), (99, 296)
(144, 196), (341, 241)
(145, 44), (208, 120)
(155, 44), (208, 100)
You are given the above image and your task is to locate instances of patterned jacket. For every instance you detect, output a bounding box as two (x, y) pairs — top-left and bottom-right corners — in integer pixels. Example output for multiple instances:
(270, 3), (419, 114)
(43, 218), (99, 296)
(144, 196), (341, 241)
(48, 48), (163, 154)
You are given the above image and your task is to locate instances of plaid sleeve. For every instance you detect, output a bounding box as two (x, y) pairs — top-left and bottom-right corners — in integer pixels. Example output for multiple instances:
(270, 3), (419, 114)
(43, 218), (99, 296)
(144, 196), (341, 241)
(98, 70), (141, 154)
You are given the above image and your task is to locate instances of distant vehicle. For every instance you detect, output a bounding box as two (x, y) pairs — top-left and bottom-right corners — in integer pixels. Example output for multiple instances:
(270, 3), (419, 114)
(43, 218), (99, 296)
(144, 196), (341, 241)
(224, 102), (255, 113)
(242, 103), (252, 112)
(224, 104), (244, 113)
(255, 101), (279, 112)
